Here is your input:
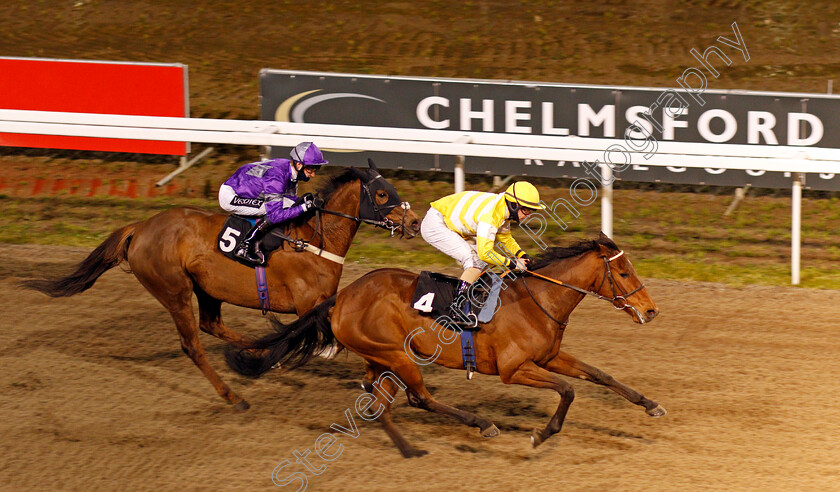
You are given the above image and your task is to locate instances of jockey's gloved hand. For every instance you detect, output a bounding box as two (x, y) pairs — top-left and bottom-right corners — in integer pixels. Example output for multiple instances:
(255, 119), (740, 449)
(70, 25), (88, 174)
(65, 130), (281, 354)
(520, 253), (533, 266)
(511, 257), (528, 272)
(299, 193), (315, 212)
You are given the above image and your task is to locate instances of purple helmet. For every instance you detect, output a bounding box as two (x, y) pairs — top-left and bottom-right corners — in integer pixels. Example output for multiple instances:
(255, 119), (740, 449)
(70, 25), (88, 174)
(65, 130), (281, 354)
(290, 142), (329, 166)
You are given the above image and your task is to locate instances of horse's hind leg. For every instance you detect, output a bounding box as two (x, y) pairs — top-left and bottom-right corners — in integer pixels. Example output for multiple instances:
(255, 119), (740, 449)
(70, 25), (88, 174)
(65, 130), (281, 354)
(195, 287), (253, 348)
(367, 363), (428, 459)
(127, 232), (247, 410)
(361, 361), (375, 393)
(169, 301), (250, 411)
(385, 358), (499, 438)
(135, 268), (250, 410)
(544, 350), (665, 417)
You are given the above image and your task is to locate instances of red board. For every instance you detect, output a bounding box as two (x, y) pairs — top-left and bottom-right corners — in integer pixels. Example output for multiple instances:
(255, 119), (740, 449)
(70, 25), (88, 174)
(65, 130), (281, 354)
(0, 57), (188, 155)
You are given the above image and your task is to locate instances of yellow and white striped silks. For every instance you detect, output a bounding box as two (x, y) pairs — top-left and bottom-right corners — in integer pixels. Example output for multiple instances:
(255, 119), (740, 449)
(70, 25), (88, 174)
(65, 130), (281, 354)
(429, 191), (526, 268)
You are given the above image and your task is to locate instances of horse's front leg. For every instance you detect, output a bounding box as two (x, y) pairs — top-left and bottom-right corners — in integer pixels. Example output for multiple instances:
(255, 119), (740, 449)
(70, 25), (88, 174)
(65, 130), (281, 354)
(543, 350), (666, 417)
(499, 360), (575, 448)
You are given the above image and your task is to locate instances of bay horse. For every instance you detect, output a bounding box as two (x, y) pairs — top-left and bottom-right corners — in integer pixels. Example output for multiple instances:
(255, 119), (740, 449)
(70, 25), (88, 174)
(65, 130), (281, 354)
(22, 160), (421, 410)
(226, 233), (664, 457)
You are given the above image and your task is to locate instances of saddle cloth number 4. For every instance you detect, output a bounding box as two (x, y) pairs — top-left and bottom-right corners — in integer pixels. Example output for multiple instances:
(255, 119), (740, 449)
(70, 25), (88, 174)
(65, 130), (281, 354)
(413, 292), (435, 313)
(219, 227), (241, 253)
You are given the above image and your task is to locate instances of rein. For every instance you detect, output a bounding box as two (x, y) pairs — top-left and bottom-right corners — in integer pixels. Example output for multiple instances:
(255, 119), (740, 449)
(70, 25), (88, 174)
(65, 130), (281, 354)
(315, 205), (408, 234)
(275, 173), (410, 264)
(519, 250), (647, 325)
(520, 275), (568, 328)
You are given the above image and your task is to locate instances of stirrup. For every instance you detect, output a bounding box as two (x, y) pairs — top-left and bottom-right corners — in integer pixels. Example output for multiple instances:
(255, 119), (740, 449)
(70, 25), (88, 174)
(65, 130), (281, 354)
(456, 312), (479, 330)
(235, 243), (265, 265)
(450, 297), (479, 329)
(465, 364), (475, 380)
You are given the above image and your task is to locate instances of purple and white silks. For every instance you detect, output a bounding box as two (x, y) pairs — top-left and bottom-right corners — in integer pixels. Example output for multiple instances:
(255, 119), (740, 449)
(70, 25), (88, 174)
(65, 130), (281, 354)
(218, 159), (304, 224)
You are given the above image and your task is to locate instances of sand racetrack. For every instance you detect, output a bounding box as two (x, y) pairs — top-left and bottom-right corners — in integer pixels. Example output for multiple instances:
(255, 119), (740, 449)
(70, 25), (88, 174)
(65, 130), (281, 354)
(1, 243), (838, 491)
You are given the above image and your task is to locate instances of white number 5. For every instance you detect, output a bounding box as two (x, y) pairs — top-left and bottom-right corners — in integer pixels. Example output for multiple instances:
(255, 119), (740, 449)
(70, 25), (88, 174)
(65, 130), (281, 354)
(219, 227), (241, 252)
(413, 292), (435, 313)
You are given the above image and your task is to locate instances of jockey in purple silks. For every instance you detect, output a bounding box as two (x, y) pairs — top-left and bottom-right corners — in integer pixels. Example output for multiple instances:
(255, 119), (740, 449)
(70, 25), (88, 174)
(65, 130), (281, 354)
(218, 141), (328, 265)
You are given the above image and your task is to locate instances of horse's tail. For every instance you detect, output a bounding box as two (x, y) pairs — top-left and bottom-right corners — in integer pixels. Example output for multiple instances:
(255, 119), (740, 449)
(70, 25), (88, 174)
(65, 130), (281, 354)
(225, 295), (337, 378)
(21, 224), (137, 297)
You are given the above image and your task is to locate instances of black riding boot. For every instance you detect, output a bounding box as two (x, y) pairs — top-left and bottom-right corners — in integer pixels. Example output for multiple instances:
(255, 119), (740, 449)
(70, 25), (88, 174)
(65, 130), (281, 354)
(452, 280), (478, 329)
(234, 217), (272, 265)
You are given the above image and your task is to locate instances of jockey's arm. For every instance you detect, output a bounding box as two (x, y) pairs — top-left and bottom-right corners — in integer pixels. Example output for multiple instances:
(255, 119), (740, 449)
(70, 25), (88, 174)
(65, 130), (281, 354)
(476, 222), (524, 269)
(264, 199), (305, 224)
(263, 176), (303, 224)
(496, 230), (527, 261)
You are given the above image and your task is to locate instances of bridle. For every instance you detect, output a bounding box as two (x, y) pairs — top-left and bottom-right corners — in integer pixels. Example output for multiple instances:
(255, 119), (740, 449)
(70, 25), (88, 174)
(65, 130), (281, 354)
(315, 173), (411, 238)
(275, 172), (410, 264)
(520, 250), (648, 325)
(591, 251), (646, 310)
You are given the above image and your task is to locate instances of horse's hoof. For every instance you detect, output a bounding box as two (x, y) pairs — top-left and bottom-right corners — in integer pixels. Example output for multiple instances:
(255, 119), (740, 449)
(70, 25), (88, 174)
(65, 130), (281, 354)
(481, 424), (500, 439)
(530, 429), (544, 448)
(402, 448), (429, 458)
(234, 400), (251, 411)
(646, 404), (666, 417)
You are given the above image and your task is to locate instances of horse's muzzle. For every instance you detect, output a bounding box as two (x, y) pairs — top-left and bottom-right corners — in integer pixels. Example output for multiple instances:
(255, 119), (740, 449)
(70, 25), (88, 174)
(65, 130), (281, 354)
(405, 218), (421, 237)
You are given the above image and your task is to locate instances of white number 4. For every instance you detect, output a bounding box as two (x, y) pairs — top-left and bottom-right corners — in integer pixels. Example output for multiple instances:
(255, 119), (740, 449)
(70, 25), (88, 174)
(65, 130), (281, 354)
(413, 292), (435, 313)
(219, 227), (241, 252)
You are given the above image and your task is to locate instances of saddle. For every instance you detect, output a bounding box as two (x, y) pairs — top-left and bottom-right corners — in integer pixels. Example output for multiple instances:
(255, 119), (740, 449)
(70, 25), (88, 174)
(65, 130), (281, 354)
(410, 270), (504, 379)
(216, 215), (297, 267)
(410, 271), (504, 327)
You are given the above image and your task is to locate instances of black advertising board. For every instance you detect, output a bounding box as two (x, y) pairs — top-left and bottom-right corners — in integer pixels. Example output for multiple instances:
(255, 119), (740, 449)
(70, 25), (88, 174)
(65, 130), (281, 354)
(260, 70), (840, 190)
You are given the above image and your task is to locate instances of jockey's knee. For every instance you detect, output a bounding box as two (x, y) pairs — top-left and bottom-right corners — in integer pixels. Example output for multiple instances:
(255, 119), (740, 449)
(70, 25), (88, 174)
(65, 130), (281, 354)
(459, 267), (482, 283)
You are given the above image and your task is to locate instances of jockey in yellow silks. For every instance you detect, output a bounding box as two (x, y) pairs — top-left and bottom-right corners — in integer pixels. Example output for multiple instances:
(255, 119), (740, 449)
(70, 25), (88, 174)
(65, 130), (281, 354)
(420, 181), (545, 323)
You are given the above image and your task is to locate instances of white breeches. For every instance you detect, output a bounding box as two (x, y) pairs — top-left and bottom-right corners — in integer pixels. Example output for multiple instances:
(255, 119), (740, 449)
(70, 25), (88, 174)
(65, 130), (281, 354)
(421, 208), (487, 270)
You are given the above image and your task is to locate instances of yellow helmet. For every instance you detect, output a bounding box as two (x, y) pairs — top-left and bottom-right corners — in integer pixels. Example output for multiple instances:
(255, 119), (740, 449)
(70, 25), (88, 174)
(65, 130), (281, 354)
(504, 182), (545, 210)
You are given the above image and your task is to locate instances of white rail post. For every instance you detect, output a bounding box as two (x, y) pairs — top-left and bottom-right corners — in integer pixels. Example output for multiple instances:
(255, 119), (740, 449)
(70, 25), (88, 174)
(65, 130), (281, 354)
(791, 172), (803, 285)
(453, 135), (472, 193)
(601, 163), (614, 238)
(454, 155), (465, 193)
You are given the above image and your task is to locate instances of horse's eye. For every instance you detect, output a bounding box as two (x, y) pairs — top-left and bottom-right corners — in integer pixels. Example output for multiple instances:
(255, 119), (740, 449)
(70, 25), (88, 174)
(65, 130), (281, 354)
(377, 191), (386, 198)
(620, 273), (630, 278)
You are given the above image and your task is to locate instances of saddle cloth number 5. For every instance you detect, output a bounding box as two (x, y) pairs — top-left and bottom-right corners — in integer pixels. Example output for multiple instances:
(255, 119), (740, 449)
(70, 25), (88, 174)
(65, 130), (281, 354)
(413, 292), (435, 313)
(219, 227), (241, 253)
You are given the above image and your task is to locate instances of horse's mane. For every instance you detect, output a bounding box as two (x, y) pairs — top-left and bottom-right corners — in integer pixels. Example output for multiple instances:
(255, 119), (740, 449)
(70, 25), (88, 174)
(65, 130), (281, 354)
(530, 235), (619, 270)
(316, 168), (363, 202)
(287, 168), (362, 227)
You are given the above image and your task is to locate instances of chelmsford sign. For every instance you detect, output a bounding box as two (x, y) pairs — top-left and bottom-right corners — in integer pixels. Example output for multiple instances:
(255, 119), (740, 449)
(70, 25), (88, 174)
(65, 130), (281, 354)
(261, 70), (840, 190)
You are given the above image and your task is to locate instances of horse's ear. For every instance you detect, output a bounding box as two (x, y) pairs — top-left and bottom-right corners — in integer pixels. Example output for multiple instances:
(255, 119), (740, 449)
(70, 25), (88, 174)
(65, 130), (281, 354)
(367, 158), (378, 171)
(349, 166), (367, 179)
(599, 231), (610, 240)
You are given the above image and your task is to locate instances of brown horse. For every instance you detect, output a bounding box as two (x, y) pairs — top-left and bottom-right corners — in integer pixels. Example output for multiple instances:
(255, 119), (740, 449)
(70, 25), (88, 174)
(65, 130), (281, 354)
(226, 233), (664, 456)
(22, 161), (421, 410)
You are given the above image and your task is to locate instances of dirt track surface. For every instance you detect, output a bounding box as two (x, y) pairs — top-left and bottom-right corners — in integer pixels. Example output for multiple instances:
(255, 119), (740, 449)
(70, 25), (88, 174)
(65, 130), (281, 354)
(1, 243), (839, 491)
